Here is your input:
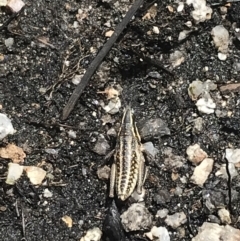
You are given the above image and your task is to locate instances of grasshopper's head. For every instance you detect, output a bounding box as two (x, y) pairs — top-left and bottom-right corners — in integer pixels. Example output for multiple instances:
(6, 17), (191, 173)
(122, 106), (133, 125)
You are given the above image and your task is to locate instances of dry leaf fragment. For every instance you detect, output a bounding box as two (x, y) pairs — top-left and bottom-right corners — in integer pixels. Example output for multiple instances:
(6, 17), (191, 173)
(24, 166), (46, 185)
(37, 36), (55, 49)
(6, 163), (24, 185)
(62, 215), (73, 228)
(0, 143), (26, 163)
(98, 86), (119, 100)
(219, 83), (240, 94)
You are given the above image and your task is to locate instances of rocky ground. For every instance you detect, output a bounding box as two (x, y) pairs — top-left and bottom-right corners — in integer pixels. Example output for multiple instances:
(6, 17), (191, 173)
(1, 0), (240, 240)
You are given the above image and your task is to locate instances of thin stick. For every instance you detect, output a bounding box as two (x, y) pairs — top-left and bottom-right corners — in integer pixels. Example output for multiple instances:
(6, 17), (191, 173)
(62, 0), (144, 120)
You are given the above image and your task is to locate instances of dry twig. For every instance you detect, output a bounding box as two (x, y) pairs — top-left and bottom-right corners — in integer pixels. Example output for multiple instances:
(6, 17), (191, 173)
(62, 0), (144, 120)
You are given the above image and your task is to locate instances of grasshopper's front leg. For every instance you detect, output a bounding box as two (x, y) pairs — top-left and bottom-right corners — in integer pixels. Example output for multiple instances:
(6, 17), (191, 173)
(109, 163), (116, 198)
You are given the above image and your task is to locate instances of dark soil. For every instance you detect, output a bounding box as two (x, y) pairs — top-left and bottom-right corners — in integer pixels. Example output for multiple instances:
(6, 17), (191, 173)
(1, 0), (240, 240)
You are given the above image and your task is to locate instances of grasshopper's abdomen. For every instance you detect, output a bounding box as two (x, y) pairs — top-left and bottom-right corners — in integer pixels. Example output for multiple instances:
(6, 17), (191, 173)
(115, 107), (141, 201)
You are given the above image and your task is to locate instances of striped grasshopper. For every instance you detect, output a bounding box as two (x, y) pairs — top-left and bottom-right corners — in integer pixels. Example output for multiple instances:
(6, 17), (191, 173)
(109, 106), (147, 201)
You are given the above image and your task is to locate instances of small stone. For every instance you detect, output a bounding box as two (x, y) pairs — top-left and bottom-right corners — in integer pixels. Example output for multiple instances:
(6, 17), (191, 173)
(120, 203), (153, 232)
(196, 96), (216, 114)
(101, 114), (115, 126)
(188, 80), (217, 101)
(165, 212), (187, 229)
(92, 134), (110, 155)
(145, 226), (170, 241)
(104, 21), (111, 27)
(211, 25), (229, 54)
(45, 148), (59, 155)
(218, 208), (231, 224)
(24, 166), (46, 185)
(171, 172), (179, 181)
(156, 209), (169, 218)
(82, 168), (87, 176)
(208, 215), (221, 224)
(177, 2), (184, 12)
(186, 144), (208, 165)
(218, 52), (227, 61)
(4, 38), (14, 48)
(233, 62), (240, 72)
(202, 190), (226, 211)
(178, 30), (191, 41)
(97, 165), (110, 180)
(107, 127), (117, 137)
(0, 113), (15, 140)
(187, 0), (212, 24)
(6, 163), (24, 185)
(167, 5), (174, 12)
(142, 142), (159, 158)
(215, 163), (238, 179)
(72, 74), (83, 85)
(80, 227), (102, 241)
(0, 0), (7, 6)
(0, 206), (7, 211)
(180, 176), (187, 184)
(105, 30), (114, 37)
(164, 153), (185, 169)
(61, 215), (73, 228)
(154, 189), (171, 204)
(192, 222), (240, 241)
(68, 130), (77, 139)
(43, 188), (53, 198)
(225, 148), (240, 165)
(103, 98), (121, 114)
(73, 21), (79, 28)
(148, 71), (161, 79)
(190, 158), (214, 186)
(138, 118), (170, 141)
(220, 6), (227, 15)
(174, 186), (183, 196)
(153, 26), (160, 34)
(130, 188), (146, 202)
(188, 80), (204, 100)
(177, 227), (186, 238)
(185, 21), (192, 27)
(6, 0), (25, 13)
(169, 50), (185, 68)
(193, 117), (203, 132)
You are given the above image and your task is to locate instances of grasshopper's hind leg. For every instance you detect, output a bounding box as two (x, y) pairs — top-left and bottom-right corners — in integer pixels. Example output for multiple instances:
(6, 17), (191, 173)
(109, 163), (116, 198)
(137, 153), (147, 194)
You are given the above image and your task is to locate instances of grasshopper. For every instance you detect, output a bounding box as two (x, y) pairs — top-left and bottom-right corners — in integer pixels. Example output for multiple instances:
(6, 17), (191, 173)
(109, 106), (147, 201)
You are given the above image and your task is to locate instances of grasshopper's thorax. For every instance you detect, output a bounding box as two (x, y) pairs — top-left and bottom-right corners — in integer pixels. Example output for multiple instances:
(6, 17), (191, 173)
(114, 107), (142, 201)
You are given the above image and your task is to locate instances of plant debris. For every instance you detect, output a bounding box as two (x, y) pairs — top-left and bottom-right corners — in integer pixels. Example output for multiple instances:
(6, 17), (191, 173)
(0, 143), (26, 163)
